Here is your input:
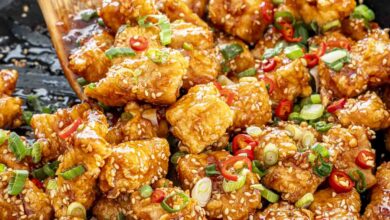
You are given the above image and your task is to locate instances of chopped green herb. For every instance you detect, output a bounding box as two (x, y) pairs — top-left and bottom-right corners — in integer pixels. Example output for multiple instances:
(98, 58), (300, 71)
(105, 47), (136, 60)
(22, 111), (33, 125)
(8, 132), (27, 161)
(77, 77), (88, 86)
(80, 9), (98, 22)
(262, 41), (286, 59)
(146, 49), (169, 64)
(220, 44), (243, 61)
(237, 68), (256, 78)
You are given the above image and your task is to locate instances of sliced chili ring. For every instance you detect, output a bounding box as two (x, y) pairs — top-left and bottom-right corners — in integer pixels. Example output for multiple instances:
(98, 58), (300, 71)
(221, 156), (252, 181)
(326, 40), (351, 51)
(232, 134), (258, 154)
(151, 189), (165, 203)
(317, 42), (327, 56)
(260, 1), (274, 24)
(327, 98), (346, 113)
(279, 22), (302, 43)
(213, 82), (235, 105)
(258, 75), (275, 94)
(275, 99), (293, 120)
(329, 170), (355, 193)
(30, 178), (44, 189)
(58, 118), (82, 139)
(261, 58), (277, 72)
(355, 150), (375, 169)
(304, 53), (319, 68)
(130, 36), (149, 51)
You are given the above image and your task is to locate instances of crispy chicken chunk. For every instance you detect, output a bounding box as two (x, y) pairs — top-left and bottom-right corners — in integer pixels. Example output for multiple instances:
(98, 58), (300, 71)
(295, 0), (355, 27)
(0, 69), (18, 96)
(335, 92), (390, 130)
(99, 138), (170, 198)
(310, 188), (361, 219)
(107, 102), (168, 144)
(170, 21), (213, 50)
(166, 83), (234, 154)
(51, 108), (111, 218)
(209, 0), (271, 43)
(0, 130), (31, 170)
(99, 0), (158, 32)
(255, 202), (314, 220)
(0, 170), (53, 220)
(85, 49), (188, 106)
(0, 96), (22, 129)
(363, 162), (390, 220)
(225, 81), (272, 128)
(177, 151), (261, 219)
(323, 125), (376, 189)
(30, 103), (91, 162)
(92, 194), (133, 220)
(114, 25), (161, 52)
(69, 31), (114, 82)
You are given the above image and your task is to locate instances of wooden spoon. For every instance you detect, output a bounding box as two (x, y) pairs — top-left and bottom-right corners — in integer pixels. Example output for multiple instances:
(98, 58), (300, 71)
(37, 0), (102, 100)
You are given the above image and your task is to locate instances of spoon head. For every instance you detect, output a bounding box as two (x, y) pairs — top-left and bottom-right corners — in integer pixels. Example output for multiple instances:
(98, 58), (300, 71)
(38, 0), (102, 100)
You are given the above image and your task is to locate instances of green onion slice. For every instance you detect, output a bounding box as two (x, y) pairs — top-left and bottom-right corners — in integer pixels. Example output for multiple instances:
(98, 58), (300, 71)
(22, 111), (33, 125)
(67, 202), (86, 219)
(183, 42), (194, 51)
(105, 47), (136, 60)
(0, 130), (7, 145)
(322, 20), (341, 32)
(8, 170), (28, 196)
(223, 169), (248, 192)
(60, 165), (86, 180)
(313, 156), (332, 177)
(301, 132), (315, 149)
(170, 152), (186, 165)
(310, 94), (321, 104)
(314, 121), (333, 132)
(300, 104), (324, 120)
(220, 44), (243, 61)
(312, 144), (329, 158)
(288, 112), (303, 123)
(262, 41), (286, 59)
(205, 164), (221, 176)
(264, 143), (279, 166)
(138, 15), (172, 45)
(146, 49), (169, 64)
(139, 185), (153, 198)
(26, 94), (43, 112)
(285, 124), (303, 141)
(284, 44), (304, 60)
(250, 183), (265, 191)
(191, 177), (212, 207)
(77, 77), (88, 86)
(295, 193), (314, 208)
(43, 163), (56, 177)
(252, 160), (267, 177)
(321, 49), (350, 71)
(8, 132), (27, 161)
(46, 179), (57, 190)
(308, 153), (317, 164)
(352, 5), (375, 22)
(246, 126), (262, 137)
(80, 9), (98, 22)
(261, 187), (280, 203)
(349, 169), (367, 193)
(161, 192), (190, 213)
(97, 18), (105, 27)
(31, 142), (41, 163)
(0, 163), (6, 173)
(237, 68), (256, 78)
(274, 11), (295, 30)
(294, 22), (309, 44)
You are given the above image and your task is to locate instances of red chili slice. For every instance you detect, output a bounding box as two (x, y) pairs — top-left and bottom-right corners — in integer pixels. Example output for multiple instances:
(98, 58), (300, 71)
(326, 40), (351, 51)
(260, 1), (274, 24)
(234, 149), (254, 160)
(221, 156), (252, 181)
(279, 22), (302, 43)
(30, 178), (44, 189)
(317, 42), (327, 56)
(304, 53), (319, 68)
(58, 118), (82, 139)
(355, 150), (375, 169)
(232, 134), (258, 154)
(213, 82), (235, 105)
(327, 98), (346, 113)
(129, 36), (149, 51)
(258, 75), (275, 94)
(151, 189), (165, 203)
(261, 58), (277, 72)
(329, 170), (355, 193)
(275, 99), (293, 120)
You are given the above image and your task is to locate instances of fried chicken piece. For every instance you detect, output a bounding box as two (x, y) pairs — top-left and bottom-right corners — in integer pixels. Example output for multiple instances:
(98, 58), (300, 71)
(0, 96), (22, 129)
(30, 103), (91, 162)
(251, 27), (283, 60)
(265, 58), (312, 104)
(353, 29), (390, 86)
(334, 92), (390, 130)
(177, 151), (261, 219)
(114, 25), (161, 52)
(0, 170), (53, 220)
(85, 49), (188, 106)
(295, 0), (355, 27)
(225, 81), (272, 128)
(158, 0), (209, 28)
(310, 188), (361, 219)
(69, 31), (114, 82)
(255, 202), (314, 219)
(107, 102), (168, 144)
(166, 83), (234, 154)
(363, 162), (390, 220)
(216, 36), (255, 75)
(92, 194), (133, 220)
(0, 130), (31, 170)
(341, 18), (371, 41)
(99, 138), (170, 198)
(181, 0), (208, 17)
(0, 69), (18, 96)
(323, 125), (376, 188)
(51, 109), (111, 218)
(169, 21), (220, 88)
(209, 0), (271, 43)
(99, 0), (158, 32)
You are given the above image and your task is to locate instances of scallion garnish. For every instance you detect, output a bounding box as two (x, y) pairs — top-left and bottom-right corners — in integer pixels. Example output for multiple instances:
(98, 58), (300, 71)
(352, 5), (375, 22)
(288, 112), (303, 123)
(67, 202), (87, 219)
(77, 77), (88, 86)
(314, 121), (332, 132)
(8, 170), (28, 196)
(0, 130), (7, 145)
(252, 160), (267, 177)
(161, 192), (190, 213)
(146, 49), (169, 64)
(300, 104), (324, 120)
(264, 143), (279, 166)
(294, 22), (309, 44)
(60, 165), (86, 180)
(220, 44), (243, 61)
(274, 11), (295, 30)
(105, 47), (136, 60)
(138, 15), (172, 45)
(313, 156), (332, 177)
(97, 18), (105, 27)
(295, 193), (314, 208)
(237, 68), (256, 78)
(80, 9), (98, 22)
(284, 44), (304, 60)
(139, 185), (153, 198)
(222, 169), (248, 192)
(349, 169), (367, 193)
(205, 164), (221, 176)
(8, 132), (27, 161)
(322, 20), (341, 32)
(310, 94), (321, 104)
(301, 132), (315, 149)
(191, 177), (212, 207)
(26, 95), (43, 112)
(0, 163), (6, 173)
(31, 142), (41, 163)
(262, 41), (286, 59)
(46, 179), (57, 190)
(312, 144), (329, 158)
(320, 49), (350, 71)
(22, 111), (33, 125)
(260, 186), (280, 203)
